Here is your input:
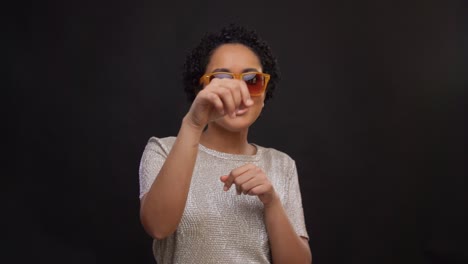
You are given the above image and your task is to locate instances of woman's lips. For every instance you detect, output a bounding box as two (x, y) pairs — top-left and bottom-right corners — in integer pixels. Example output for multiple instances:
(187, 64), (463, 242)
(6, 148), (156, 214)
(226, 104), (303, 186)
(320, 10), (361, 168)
(235, 108), (248, 116)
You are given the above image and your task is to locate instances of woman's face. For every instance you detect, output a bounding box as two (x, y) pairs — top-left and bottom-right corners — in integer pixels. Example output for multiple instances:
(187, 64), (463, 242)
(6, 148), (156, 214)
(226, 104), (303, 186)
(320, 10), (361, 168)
(204, 43), (266, 132)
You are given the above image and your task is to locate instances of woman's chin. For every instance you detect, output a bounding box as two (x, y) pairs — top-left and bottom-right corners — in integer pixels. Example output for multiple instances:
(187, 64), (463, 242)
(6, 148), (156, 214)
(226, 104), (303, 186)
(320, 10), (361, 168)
(214, 115), (255, 132)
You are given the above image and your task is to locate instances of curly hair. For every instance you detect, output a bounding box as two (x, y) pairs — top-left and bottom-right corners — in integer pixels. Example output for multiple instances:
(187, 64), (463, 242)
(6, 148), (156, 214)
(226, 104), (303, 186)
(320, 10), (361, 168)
(182, 23), (281, 103)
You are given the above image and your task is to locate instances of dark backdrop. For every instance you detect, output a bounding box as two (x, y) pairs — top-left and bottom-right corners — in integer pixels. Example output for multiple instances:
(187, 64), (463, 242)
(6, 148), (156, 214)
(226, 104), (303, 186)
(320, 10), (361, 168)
(8, 0), (466, 263)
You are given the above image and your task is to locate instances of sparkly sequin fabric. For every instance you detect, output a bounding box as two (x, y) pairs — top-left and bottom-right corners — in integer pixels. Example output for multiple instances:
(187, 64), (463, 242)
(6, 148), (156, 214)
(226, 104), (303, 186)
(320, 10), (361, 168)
(139, 136), (308, 264)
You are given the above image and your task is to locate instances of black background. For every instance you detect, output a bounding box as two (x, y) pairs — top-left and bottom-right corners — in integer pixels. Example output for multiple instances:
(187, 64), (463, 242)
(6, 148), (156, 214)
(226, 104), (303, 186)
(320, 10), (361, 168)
(7, 0), (467, 263)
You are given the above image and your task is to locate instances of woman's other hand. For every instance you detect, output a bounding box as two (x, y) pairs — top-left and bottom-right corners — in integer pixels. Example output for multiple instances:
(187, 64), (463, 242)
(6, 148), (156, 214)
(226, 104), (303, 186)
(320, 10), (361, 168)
(220, 163), (277, 206)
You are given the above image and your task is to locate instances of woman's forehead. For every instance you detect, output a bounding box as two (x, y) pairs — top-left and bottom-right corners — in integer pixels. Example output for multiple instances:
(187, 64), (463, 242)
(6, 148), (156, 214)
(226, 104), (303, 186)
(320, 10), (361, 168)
(206, 44), (262, 73)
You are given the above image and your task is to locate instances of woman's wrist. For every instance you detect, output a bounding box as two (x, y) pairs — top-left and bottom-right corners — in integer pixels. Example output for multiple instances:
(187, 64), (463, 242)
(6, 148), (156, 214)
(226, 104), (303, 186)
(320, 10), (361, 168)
(182, 115), (206, 134)
(262, 191), (281, 210)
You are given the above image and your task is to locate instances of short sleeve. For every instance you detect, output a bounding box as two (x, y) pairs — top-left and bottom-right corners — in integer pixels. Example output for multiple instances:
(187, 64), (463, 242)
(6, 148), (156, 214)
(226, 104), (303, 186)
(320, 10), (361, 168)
(284, 160), (309, 240)
(138, 137), (169, 199)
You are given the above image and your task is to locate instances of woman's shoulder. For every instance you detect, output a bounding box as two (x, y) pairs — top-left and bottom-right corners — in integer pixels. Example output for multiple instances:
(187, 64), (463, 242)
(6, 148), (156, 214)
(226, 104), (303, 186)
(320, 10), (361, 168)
(144, 136), (177, 154)
(256, 144), (296, 165)
(147, 136), (176, 146)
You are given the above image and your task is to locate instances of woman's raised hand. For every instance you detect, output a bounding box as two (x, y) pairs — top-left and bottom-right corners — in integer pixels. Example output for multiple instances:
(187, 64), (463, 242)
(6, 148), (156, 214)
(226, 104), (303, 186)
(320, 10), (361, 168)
(186, 78), (254, 130)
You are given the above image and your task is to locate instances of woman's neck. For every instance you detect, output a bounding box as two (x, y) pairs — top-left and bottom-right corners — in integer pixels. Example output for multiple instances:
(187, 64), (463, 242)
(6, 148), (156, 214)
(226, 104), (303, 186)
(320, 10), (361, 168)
(199, 124), (255, 155)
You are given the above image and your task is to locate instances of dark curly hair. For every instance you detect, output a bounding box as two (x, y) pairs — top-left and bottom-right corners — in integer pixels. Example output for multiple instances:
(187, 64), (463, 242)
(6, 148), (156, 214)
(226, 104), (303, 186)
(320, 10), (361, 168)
(182, 23), (281, 103)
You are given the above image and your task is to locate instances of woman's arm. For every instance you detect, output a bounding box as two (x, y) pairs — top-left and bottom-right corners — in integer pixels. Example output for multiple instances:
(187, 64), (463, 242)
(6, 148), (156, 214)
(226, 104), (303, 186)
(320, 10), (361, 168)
(140, 79), (253, 240)
(140, 116), (203, 240)
(221, 164), (312, 263)
(264, 195), (312, 263)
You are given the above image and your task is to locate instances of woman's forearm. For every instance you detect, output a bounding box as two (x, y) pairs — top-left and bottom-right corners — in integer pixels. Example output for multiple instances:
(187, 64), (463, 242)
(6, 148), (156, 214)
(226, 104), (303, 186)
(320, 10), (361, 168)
(265, 195), (312, 263)
(140, 116), (203, 240)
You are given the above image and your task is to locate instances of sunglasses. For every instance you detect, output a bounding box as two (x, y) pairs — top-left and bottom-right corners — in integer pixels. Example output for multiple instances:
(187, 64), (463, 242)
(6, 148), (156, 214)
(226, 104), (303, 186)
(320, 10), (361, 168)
(199, 72), (271, 96)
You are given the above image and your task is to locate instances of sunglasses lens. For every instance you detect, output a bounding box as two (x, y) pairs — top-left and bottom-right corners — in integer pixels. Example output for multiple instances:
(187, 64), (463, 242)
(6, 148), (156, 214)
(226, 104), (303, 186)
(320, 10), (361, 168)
(243, 73), (264, 96)
(204, 72), (266, 96)
(210, 73), (233, 82)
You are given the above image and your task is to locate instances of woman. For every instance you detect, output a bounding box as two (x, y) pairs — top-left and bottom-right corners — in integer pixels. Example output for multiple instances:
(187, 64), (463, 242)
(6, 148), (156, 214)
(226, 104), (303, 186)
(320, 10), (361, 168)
(139, 23), (311, 263)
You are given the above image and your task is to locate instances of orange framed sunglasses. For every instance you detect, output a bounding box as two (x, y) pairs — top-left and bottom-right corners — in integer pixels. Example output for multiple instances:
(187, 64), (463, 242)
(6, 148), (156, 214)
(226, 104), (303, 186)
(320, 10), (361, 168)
(199, 72), (271, 96)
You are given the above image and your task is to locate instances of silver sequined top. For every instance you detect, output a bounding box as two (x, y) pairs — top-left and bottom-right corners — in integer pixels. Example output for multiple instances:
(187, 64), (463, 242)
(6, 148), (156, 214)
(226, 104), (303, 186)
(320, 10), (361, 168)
(139, 136), (308, 264)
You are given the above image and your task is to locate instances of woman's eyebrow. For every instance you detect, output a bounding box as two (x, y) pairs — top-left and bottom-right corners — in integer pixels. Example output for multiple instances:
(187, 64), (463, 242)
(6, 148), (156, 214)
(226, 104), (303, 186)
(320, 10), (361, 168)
(211, 68), (230, 73)
(242, 68), (259, 73)
(210, 68), (259, 73)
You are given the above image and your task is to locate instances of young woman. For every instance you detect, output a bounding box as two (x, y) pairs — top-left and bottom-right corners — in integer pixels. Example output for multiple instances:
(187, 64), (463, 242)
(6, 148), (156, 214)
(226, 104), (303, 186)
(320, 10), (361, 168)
(139, 23), (311, 263)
